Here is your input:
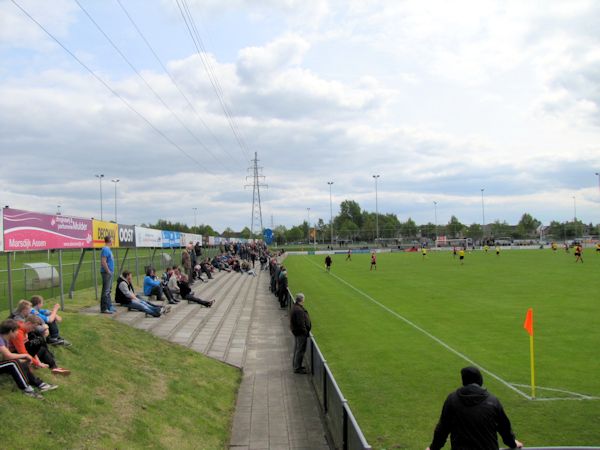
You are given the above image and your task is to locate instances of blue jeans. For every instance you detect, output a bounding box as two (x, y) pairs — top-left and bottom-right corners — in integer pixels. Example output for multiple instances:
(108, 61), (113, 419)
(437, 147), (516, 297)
(129, 298), (161, 316)
(100, 271), (113, 312)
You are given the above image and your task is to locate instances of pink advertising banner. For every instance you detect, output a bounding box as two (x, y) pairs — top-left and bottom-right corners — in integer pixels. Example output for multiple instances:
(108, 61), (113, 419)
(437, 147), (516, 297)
(3, 208), (93, 251)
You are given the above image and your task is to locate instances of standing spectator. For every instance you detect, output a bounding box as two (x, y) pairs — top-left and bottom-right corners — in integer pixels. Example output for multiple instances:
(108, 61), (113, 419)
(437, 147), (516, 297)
(194, 241), (203, 258)
(278, 266), (289, 308)
(426, 366), (523, 450)
(100, 235), (116, 314)
(290, 293), (311, 374)
(182, 243), (193, 282)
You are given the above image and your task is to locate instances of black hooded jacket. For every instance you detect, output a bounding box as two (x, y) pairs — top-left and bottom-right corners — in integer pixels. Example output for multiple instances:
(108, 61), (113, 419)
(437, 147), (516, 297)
(429, 383), (518, 450)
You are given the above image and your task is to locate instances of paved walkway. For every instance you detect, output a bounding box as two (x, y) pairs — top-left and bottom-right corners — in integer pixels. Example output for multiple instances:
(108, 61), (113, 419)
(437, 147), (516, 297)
(83, 269), (330, 449)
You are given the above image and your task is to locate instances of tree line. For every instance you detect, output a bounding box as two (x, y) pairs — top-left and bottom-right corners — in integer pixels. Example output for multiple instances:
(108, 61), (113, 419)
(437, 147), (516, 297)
(145, 200), (599, 245)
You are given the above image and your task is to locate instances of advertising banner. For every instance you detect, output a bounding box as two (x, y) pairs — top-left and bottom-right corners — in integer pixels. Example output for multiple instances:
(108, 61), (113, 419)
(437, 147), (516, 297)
(180, 232), (202, 247)
(134, 226), (162, 248)
(161, 230), (182, 248)
(93, 220), (119, 248)
(2, 208), (93, 251)
(118, 224), (136, 248)
(208, 236), (215, 246)
(0, 209), (3, 252)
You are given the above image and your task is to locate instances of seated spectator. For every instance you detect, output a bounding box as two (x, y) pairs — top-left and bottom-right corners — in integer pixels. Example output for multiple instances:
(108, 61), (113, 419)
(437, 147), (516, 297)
(10, 315), (70, 376)
(116, 270), (166, 317)
(143, 267), (178, 304)
(30, 295), (70, 346)
(9, 299), (32, 321)
(0, 319), (57, 399)
(177, 274), (214, 307)
(241, 260), (257, 276)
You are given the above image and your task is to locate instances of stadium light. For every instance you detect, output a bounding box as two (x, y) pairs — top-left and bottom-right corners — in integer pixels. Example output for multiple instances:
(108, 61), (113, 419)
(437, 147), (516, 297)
(480, 188), (485, 238)
(373, 175), (380, 245)
(572, 195), (577, 221)
(327, 181), (334, 246)
(433, 201), (438, 240)
(95, 174), (104, 221)
(596, 172), (600, 196)
(111, 178), (120, 223)
(306, 207), (311, 244)
(192, 207), (198, 229)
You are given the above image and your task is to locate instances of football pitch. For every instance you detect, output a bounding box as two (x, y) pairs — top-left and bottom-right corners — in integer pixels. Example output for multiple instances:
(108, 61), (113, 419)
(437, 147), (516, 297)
(284, 249), (600, 449)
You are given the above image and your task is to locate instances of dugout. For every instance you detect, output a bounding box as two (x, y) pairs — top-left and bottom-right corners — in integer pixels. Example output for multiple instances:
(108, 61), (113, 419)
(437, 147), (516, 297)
(23, 262), (60, 290)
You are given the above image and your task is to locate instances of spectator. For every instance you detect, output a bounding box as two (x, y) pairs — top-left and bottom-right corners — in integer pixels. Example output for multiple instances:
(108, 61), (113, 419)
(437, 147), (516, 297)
(182, 243), (193, 282)
(10, 299), (32, 321)
(144, 267), (178, 304)
(30, 295), (70, 346)
(116, 270), (166, 317)
(178, 274), (215, 307)
(10, 315), (70, 376)
(100, 235), (116, 314)
(427, 366), (523, 450)
(194, 241), (203, 258)
(0, 319), (57, 399)
(290, 293), (311, 374)
(278, 266), (289, 308)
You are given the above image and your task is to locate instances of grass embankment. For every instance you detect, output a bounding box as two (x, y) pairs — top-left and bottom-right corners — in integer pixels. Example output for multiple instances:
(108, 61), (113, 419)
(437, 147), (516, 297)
(285, 250), (600, 449)
(0, 288), (240, 449)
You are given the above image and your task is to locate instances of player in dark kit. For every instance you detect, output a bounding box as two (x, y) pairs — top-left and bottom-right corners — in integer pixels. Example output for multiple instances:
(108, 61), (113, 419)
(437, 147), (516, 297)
(574, 244), (583, 263)
(325, 255), (332, 272)
(346, 249), (352, 261)
(370, 252), (377, 271)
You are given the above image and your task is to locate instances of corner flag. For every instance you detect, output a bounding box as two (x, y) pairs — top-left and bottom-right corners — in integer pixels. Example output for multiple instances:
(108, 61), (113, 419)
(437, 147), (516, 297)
(523, 308), (535, 399)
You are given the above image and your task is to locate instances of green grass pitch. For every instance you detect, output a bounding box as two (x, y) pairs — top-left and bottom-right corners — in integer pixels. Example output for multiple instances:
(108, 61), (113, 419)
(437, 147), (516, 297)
(284, 249), (600, 449)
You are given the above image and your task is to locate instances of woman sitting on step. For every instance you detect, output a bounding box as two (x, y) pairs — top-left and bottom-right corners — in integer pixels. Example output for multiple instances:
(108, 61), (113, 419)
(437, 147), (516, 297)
(177, 272), (214, 308)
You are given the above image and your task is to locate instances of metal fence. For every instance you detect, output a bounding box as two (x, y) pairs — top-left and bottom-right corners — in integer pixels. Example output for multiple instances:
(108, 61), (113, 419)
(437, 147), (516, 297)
(285, 288), (371, 450)
(0, 247), (222, 312)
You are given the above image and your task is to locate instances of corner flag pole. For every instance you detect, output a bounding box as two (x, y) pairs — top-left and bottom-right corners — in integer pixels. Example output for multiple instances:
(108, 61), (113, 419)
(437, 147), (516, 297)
(523, 308), (535, 399)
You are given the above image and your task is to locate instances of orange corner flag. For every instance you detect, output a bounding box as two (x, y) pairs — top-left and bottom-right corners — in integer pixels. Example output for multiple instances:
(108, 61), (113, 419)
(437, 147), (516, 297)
(524, 308), (534, 336)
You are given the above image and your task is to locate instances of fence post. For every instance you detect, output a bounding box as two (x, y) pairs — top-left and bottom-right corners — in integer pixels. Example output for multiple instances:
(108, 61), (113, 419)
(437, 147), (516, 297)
(343, 402), (349, 450)
(134, 247), (140, 286)
(92, 248), (98, 301)
(323, 362), (328, 414)
(58, 249), (65, 310)
(69, 248), (86, 299)
(7, 252), (14, 312)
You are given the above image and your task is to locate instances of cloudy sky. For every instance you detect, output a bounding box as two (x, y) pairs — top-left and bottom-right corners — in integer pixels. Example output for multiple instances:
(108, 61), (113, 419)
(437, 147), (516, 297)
(1, 0), (600, 233)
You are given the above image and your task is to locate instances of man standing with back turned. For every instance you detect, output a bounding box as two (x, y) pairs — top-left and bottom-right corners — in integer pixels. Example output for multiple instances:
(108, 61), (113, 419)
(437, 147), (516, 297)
(290, 293), (311, 374)
(426, 366), (523, 450)
(100, 235), (116, 314)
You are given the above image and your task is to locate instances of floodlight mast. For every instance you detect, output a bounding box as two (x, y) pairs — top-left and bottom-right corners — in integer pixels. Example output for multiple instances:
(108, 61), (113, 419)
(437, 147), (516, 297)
(95, 174), (104, 221)
(373, 175), (380, 245)
(327, 181), (334, 246)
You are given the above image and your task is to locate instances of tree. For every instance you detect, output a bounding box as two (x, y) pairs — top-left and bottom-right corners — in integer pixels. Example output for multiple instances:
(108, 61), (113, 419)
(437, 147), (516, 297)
(400, 218), (418, 238)
(516, 213), (541, 238)
(465, 223), (483, 240)
(336, 200), (363, 229)
(240, 227), (252, 239)
(222, 227), (235, 238)
(447, 216), (465, 238)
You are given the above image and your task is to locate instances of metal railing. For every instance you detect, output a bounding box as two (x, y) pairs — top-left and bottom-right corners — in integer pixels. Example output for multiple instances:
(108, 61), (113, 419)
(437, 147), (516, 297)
(286, 288), (371, 450)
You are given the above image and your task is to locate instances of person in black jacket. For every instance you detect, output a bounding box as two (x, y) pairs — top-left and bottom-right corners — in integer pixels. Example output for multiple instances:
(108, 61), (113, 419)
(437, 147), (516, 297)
(427, 366), (523, 450)
(289, 293), (311, 374)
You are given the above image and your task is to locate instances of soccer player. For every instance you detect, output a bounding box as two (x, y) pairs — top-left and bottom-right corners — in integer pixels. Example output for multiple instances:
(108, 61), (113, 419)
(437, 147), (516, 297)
(458, 248), (465, 265)
(595, 242), (600, 254)
(551, 242), (558, 252)
(574, 244), (583, 263)
(346, 249), (352, 261)
(495, 245), (500, 256)
(422, 247), (427, 259)
(325, 255), (332, 272)
(452, 247), (457, 258)
(370, 252), (377, 271)
(484, 245), (489, 253)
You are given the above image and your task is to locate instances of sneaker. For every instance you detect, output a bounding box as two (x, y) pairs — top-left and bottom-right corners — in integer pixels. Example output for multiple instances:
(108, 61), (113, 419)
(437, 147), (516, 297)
(55, 337), (72, 347)
(24, 388), (44, 400)
(47, 337), (64, 345)
(38, 382), (59, 392)
(51, 367), (71, 376)
(101, 310), (114, 315)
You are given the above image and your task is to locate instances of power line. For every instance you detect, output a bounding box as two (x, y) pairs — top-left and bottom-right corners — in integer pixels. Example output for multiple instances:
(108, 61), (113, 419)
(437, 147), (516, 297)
(74, 0), (229, 172)
(10, 0), (213, 174)
(175, 0), (252, 161)
(115, 0), (245, 167)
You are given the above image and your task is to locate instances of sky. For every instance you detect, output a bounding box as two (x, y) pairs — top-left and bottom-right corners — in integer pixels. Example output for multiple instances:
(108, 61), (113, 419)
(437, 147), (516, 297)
(1, 0), (600, 233)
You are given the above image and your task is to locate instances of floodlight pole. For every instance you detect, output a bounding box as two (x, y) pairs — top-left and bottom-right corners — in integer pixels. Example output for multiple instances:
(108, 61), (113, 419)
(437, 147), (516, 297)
(480, 188), (485, 239)
(192, 207), (198, 229)
(306, 207), (311, 244)
(433, 201), (438, 241)
(373, 175), (380, 245)
(572, 195), (577, 221)
(328, 181), (334, 246)
(111, 178), (119, 222)
(95, 174), (104, 221)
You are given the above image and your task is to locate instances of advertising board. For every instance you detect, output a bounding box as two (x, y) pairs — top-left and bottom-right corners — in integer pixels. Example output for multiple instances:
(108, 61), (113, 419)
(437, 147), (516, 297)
(92, 220), (119, 248)
(134, 226), (162, 248)
(161, 230), (182, 248)
(118, 224), (136, 248)
(2, 208), (93, 251)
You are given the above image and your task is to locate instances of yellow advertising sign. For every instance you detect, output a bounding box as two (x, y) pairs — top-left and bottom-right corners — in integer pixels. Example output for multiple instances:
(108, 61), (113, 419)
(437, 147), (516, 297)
(92, 220), (119, 248)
